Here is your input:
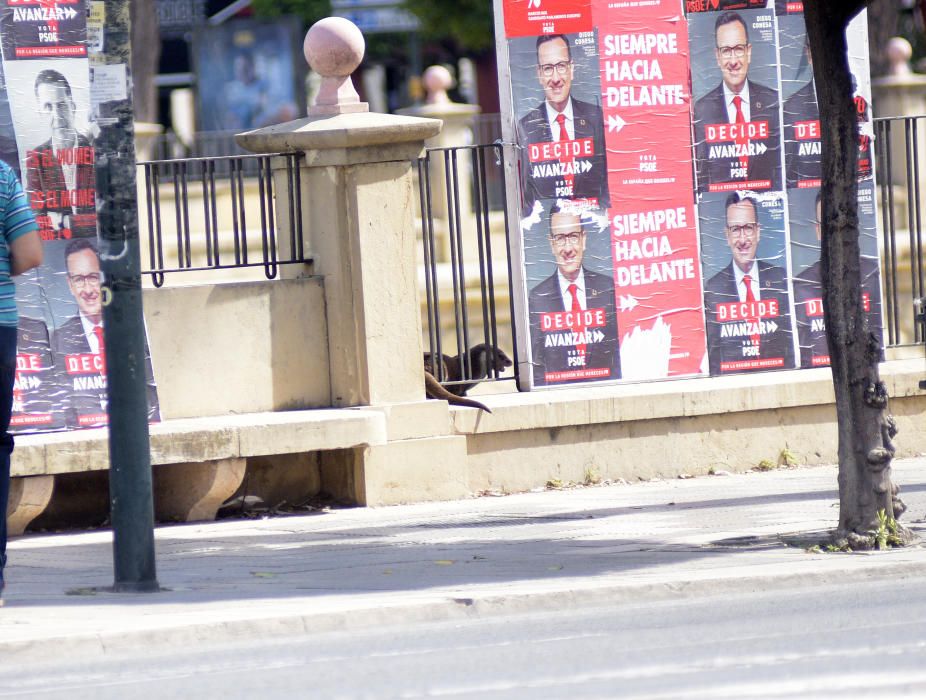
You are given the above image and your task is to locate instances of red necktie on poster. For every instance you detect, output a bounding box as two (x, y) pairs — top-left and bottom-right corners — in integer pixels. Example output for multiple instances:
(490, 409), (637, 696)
(743, 274), (760, 349)
(556, 113), (575, 195)
(568, 283), (586, 356)
(732, 95), (749, 170)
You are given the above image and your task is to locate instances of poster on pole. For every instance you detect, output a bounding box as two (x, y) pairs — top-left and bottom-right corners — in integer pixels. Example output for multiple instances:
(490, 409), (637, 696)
(0, 0), (161, 432)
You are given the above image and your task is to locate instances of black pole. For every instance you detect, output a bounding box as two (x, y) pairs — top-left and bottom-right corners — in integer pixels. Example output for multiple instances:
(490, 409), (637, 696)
(96, 0), (158, 592)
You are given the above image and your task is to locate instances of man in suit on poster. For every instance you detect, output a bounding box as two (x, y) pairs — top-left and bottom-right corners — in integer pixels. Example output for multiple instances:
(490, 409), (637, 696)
(693, 11), (781, 191)
(704, 193), (794, 374)
(517, 34), (609, 215)
(26, 69), (96, 239)
(528, 205), (619, 385)
(52, 239), (159, 426)
(792, 191), (882, 367)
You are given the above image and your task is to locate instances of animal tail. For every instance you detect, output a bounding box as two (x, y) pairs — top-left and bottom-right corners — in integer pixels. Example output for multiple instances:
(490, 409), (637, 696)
(425, 373), (492, 413)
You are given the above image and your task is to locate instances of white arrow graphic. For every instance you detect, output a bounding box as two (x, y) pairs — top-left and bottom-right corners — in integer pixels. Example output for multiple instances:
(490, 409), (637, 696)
(754, 142), (768, 155)
(619, 295), (639, 312)
(65, 7), (77, 18)
(608, 114), (627, 133)
(592, 329), (605, 343)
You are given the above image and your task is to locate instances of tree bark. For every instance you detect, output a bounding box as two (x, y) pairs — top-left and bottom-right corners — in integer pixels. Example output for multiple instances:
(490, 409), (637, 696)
(804, 0), (908, 548)
(129, 0), (160, 123)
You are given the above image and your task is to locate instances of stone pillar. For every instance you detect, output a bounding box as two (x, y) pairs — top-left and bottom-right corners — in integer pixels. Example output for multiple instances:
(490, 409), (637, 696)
(236, 18), (442, 408)
(399, 65), (481, 263)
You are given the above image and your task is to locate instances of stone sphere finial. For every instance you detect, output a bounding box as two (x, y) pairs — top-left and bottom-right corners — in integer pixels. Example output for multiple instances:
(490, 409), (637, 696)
(304, 17), (368, 115)
(423, 65), (454, 105)
(886, 37), (913, 77)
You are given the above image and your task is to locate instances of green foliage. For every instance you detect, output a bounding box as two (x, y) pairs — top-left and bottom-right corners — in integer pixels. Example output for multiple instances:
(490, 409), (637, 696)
(874, 508), (903, 550)
(250, 0), (330, 24)
(755, 459), (776, 472)
(778, 448), (798, 467)
(583, 467), (601, 486)
(401, 0), (495, 52)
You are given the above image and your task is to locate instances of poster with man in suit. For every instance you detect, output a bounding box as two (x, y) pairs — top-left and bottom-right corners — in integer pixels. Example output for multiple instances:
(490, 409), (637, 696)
(525, 200), (619, 386)
(701, 191), (795, 375)
(49, 238), (159, 428)
(690, 9), (782, 193)
(510, 32), (609, 217)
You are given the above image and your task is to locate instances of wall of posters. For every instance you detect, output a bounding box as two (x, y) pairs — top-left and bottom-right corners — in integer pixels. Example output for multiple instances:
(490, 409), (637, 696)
(0, 0), (160, 432)
(495, 0), (882, 389)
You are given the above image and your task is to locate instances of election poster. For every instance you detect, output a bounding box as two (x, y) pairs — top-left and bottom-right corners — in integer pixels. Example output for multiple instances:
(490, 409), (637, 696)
(496, 0), (882, 390)
(700, 190), (795, 374)
(0, 1), (161, 433)
(0, 0), (87, 59)
(789, 183), (883, 369)
(689, 7), (782, 194)
(509, 30), (608, 216)
(778, 12), (819, 190)
(500, 0), (707, 389)
(523, 200), (620, 385)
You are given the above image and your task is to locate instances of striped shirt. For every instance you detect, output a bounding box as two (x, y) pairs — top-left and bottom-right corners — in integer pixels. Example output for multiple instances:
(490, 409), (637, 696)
(0, 161), (39, 327)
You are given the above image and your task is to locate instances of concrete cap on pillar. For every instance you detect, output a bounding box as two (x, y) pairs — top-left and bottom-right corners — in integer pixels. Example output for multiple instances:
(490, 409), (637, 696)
(886, 37), (913, 77)
(423, 65), (454, 105)
(304, 17), (369, 115)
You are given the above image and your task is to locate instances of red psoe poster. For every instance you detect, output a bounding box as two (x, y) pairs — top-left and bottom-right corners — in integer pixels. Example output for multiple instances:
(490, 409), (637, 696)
(503, 0), (592, 38)
(594, 4), (706, 378)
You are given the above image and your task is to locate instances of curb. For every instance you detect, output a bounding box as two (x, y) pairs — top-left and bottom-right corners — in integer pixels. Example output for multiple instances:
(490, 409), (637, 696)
(4, 553), (926, 665)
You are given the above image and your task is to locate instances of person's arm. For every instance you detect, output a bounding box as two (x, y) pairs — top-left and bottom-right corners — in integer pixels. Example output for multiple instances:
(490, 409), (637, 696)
(4, 166), (42, 275)
(10, 229), (42, 275)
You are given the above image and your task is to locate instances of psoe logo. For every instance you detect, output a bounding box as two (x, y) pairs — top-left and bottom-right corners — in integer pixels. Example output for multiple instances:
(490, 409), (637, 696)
(527, 0), (541, 8)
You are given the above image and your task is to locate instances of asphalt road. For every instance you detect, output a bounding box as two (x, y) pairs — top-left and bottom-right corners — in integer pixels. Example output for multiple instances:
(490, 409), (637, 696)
(2, 575), (925, 699)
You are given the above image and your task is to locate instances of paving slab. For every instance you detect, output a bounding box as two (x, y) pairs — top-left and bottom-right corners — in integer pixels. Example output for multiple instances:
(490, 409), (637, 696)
(1, 458), (925, 663)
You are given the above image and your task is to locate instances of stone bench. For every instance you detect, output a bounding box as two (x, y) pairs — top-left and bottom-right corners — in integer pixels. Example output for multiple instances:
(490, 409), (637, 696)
(7, 409), (388, 535)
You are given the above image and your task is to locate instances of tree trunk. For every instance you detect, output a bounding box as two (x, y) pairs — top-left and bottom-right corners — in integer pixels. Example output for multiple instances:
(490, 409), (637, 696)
(129, 0), (160, 123)
(804, 0), (909, 548)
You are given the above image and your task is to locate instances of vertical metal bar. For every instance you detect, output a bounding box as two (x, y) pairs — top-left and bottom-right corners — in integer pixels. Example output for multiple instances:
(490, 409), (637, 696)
(885, 120), (900, 345)
(446, 148), (470, 380)
(230, 158), (242, 264)
(913, 118), (924, 343)
(209, 159), (220, 267)
(292, 155), (304, 261)
(422, 155), (443, 380)
(496, 142), (520, 387)
(143, 163), (164, 288)
(258, 155), (277, 279)
(180, 160), (191, 268)
(876, 120), (895, 346)
(236, 158), (248, 266)
(201, 160), (213, 267)
(287, 155), (299, 263)
(477, 146), (502, 379)
(172, 162), (184, 268)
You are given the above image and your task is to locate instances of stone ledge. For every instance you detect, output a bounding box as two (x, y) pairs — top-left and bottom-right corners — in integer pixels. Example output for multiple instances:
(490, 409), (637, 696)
(449, 358), (926, 434)
(11, 408), (388, 478)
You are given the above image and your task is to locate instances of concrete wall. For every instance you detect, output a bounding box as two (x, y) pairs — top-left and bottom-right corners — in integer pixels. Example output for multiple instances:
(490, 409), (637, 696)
(143, 277), (331, 418)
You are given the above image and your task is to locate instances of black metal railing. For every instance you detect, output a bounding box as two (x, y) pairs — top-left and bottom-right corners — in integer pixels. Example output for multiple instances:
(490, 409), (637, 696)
(418, 142), (518, 391)
(139, 152), (308, 287)
(874, 115), (926, 347)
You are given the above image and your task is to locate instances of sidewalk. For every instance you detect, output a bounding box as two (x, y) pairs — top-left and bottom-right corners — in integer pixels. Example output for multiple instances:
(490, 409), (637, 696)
(1, 458), (925, 663)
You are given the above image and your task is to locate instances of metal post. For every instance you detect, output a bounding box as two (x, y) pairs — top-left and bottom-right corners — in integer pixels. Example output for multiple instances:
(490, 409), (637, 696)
(96, 0), (158, 592)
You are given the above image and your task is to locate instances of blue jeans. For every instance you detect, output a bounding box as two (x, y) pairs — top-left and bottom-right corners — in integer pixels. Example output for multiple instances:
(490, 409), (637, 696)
(0, 325), (17, 589)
